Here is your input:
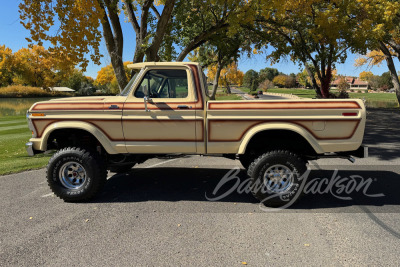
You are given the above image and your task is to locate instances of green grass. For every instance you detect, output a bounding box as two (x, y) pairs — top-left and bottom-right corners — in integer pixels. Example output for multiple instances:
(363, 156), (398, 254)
(0, 115), (51, 175)
(214, 93), (242, 100)
(239, 87), (398, 107)
(267, 88), (317, 98)
(239, 87), (317, 98)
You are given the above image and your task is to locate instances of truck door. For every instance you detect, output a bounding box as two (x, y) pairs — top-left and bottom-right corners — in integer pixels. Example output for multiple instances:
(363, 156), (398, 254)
(122, 66), (203, 154)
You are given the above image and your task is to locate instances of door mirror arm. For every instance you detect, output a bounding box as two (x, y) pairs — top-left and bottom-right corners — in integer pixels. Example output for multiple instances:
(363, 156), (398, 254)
(144, 96), (152, 112)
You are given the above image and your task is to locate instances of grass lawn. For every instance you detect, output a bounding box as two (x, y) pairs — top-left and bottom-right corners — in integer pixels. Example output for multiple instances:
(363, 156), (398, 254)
(267, 88), (317, 98)
(214, 93), (242, 100)
(0, 115), (51, 175)
(239, 87), (398, 107)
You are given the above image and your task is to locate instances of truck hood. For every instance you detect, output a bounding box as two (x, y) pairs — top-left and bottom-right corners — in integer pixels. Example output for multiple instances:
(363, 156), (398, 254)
(29, 95), (126, 112)
(47, 96), (109, 102)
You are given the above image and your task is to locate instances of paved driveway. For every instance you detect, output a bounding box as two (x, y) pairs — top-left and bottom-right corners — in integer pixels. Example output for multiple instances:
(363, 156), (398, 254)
(1, 108), (400, 266)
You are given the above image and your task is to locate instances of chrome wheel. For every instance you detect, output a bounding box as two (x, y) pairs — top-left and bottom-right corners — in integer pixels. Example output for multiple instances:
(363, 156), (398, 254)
(59, 161), (87, 189)
(263, 164), (294, 193)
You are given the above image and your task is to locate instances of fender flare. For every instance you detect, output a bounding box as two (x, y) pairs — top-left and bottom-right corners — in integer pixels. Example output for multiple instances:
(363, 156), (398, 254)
(39, 121), (119, 154)
(237, 122), (324, 154)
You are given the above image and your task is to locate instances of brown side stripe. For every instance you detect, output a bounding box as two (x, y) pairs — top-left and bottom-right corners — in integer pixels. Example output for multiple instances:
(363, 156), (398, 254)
(207, 119), (361, 142)
(208, 101), (361, 110)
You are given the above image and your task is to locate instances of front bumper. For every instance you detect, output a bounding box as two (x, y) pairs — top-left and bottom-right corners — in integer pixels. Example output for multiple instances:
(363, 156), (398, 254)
(26, 142), (36, 156)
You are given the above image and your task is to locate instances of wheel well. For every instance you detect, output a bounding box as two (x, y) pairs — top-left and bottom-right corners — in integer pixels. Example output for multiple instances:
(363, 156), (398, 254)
(244, 130), (317, 157)
(47, 128), (104, 152)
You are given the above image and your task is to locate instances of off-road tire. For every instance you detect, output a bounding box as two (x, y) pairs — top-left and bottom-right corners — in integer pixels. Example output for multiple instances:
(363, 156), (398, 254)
(47, 147), (107, 202)
(247, 150), (307, 207)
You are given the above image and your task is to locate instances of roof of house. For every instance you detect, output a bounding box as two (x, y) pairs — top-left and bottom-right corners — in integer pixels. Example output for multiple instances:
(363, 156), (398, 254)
(49, 87), (75, 92)
(353, 78), (368, 86)
(331, 76), (368, 86)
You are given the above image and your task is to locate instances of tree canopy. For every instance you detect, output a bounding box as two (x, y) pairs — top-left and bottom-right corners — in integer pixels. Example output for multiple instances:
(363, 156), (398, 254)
(17, 0), (400, 102)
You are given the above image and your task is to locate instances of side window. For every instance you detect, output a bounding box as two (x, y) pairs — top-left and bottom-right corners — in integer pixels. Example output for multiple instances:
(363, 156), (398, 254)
(134, 69), (188, 99)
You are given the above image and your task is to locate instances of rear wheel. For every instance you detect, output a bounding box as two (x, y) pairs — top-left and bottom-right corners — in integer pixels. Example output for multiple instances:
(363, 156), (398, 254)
(47, 147), (107, 202)
(247, 150), (307, 208)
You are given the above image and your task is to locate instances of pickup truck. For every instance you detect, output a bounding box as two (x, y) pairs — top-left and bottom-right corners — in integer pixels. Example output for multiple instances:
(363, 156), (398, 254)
(26, 62), (368, 207)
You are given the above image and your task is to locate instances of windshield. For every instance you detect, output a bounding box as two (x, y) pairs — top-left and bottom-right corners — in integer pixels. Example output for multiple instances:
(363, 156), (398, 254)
(119, 70), (142, 96)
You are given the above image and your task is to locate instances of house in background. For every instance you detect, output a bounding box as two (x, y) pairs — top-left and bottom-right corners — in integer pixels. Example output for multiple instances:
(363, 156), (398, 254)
(330, 76), (369, 92)
(48, 87), (75, 92)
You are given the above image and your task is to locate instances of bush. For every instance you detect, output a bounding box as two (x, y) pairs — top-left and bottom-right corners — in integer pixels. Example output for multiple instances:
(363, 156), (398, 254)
(259, 79), (274, 91)
(76, 87), (96, 96)
(0, 85), (73, 98)
(336, 90), (349, 99)
(272, 75), (296, 88)
(379, 85), (390, 92)
(272, 75), (287, 88)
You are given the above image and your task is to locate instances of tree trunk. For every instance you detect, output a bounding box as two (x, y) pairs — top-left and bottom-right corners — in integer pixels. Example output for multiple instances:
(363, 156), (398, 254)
(380, 41), (400, 104)
(146, 0), (175, 62)
(176, 23), (229, 62)
(304, 64), (321, 97)
(99, 0), (127, 92)
(224, 81), (231, 94)
(210, 61), (222, 100)
(124, 0), (152, 64)
(320, 65), (332, 98)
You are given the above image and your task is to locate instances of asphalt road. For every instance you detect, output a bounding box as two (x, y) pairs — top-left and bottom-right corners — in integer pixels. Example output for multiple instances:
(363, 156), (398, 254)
(1, 155), (400, 266)
(1, 108), (400, 266)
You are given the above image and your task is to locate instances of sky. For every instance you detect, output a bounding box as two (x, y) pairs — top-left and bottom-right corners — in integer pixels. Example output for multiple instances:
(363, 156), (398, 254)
(1, 1), (398, 79)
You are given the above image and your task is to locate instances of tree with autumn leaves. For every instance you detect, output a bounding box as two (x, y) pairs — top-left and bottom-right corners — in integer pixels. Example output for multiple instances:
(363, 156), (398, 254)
(18, 0), (400, 102)
(0, 44), (95, 91)
(19, 0), (255, 92)
(94, 62), (132, 94)
(0, 44), (76, 89)
(0, 45), (13, 87)
(207, 62), (244, 95)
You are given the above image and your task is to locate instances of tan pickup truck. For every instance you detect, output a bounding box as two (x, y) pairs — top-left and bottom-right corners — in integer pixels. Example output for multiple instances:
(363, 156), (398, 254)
(26, 62), (368, 206)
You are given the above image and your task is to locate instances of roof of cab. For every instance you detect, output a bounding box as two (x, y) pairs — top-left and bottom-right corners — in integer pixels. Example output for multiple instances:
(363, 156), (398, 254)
(127, 61), (200, 69)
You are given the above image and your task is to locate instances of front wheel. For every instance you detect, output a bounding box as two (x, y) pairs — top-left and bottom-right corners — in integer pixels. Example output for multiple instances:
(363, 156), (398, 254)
(247, 150), (307, 208)
(47, 147), (107, 202)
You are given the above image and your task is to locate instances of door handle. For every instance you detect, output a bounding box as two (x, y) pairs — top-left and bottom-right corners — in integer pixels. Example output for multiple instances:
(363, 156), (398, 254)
(177, 105), (192, 109)
(108, 105), (119, 109)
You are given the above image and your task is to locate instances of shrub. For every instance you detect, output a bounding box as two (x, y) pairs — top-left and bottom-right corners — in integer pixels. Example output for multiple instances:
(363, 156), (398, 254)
(259, 79), (274, 92)
(336, 90), (349, 99)
(272, 75), (288, 88)
(273, 75), (296, 88)
(379, 85), (390, 92)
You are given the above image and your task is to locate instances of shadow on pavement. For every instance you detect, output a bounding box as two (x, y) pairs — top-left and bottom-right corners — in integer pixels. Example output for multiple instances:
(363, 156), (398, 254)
(93, 167), (400, 211)
(364, 108), (400, 161)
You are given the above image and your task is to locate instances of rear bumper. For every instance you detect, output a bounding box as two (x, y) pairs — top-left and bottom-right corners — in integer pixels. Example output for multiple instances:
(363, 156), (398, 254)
(317, 145), (368, 161)
(347, 145), (368, 158)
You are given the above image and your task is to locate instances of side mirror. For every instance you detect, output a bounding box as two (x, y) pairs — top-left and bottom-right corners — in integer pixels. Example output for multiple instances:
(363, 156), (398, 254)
(144, 96), (152, 112)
